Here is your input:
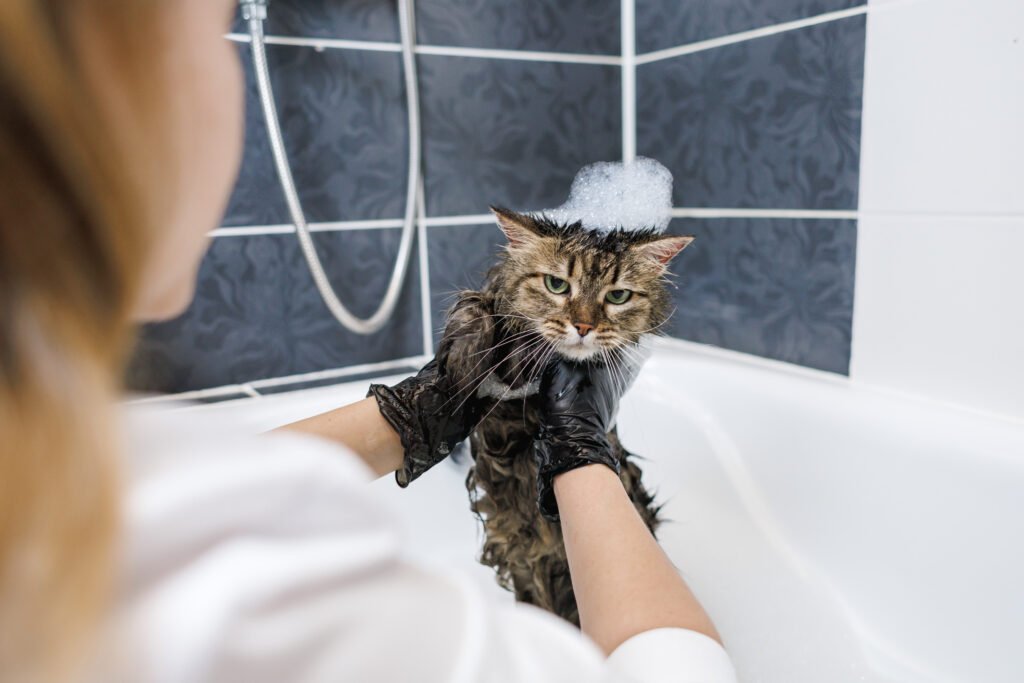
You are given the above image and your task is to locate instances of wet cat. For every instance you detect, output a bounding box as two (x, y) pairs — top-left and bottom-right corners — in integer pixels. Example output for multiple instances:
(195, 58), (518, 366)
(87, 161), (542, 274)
(436, 206), (693, 626)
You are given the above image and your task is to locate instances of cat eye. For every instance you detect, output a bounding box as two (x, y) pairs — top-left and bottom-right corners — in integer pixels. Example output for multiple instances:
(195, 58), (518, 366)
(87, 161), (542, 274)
(544, 275), (570, 295)
(605, 289), (632, 305)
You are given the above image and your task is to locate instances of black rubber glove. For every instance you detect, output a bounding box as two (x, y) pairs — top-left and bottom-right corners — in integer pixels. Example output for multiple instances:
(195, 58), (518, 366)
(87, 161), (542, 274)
(368, 358), (483, 487)
(534, 358), (636, 521)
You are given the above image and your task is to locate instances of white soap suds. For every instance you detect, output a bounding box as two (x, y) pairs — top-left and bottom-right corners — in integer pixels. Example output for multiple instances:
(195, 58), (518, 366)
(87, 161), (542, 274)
(539, 157), (673, 234)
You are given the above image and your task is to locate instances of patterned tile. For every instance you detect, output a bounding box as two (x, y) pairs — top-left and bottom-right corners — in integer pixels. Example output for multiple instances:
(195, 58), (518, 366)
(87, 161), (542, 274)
(233, 0), (399, 43)
(636, 0), (864, 53)
(420, 56), (621, 217)
(426, 218), (857, 375)
(637, 16), (865, 211)
(223, 44), (410, 227)
(234, 0), (618, 54)
(416, 0), (619, 54)
(426, 223), (506, 340)
(128, 230), (424, 394)
(664, 218), (857, 374)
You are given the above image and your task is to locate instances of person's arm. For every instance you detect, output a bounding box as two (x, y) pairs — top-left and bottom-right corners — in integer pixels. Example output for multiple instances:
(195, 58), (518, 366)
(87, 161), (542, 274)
(554, 463), (720, 655)
(278, 397), (402, 478)
(278, 356), (485, 484)
(534, 360), (726, 660)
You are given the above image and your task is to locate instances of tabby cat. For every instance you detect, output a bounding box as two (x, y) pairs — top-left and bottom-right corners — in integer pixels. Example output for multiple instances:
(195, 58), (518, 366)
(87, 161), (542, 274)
(437, 206), (693, 626)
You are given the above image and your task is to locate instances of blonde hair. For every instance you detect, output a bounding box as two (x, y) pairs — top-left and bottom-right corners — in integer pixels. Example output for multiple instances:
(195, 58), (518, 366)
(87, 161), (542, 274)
(0, 1), (168, 679)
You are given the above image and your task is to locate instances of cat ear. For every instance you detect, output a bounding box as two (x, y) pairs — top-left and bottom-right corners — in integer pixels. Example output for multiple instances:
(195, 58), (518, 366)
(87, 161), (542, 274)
(639, 235), (694, 267)
(490, 206), (542, 249)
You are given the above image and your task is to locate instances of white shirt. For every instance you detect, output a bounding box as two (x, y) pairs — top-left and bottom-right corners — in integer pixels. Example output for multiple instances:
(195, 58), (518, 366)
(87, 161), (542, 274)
(92, 408), (737, 683)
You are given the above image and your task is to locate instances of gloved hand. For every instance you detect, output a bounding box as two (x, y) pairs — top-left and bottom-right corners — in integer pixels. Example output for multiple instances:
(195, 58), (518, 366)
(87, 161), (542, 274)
(534, 358), (638, 521)
(368, 357), (484, 487)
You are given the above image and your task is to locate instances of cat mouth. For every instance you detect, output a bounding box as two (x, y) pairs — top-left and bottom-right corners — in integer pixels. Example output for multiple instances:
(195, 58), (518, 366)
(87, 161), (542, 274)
(553, 336), (601, 361)
(556, 345), (599, 361)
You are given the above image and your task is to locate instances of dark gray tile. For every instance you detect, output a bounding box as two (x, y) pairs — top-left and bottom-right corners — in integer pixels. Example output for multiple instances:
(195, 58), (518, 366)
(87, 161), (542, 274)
(636, 0), (864, 53)
(128, 229), (424, 393)
(233, 0), (618, 54)
(233, 0), (399, 43)
(426, 223), (506, 340)
(420, 56), (621, 217)
(664, 218), (856, 374)
(637, 16), (865, 211)
(416, 0), (619, 54)
(223, 43), (410, 227)
(426, 219), (856, 374)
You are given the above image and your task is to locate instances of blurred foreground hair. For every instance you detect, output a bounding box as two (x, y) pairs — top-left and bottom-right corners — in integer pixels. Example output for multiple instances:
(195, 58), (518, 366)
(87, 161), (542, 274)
(0, 1), (169, 679)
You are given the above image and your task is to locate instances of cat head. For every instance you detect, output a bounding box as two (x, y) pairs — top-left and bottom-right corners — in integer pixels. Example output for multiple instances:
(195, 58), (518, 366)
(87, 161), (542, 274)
(490, 206), (692, 362)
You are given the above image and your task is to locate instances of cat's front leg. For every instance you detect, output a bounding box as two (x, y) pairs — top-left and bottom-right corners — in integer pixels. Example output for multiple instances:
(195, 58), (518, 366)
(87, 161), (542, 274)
(436, 291), (499, 399)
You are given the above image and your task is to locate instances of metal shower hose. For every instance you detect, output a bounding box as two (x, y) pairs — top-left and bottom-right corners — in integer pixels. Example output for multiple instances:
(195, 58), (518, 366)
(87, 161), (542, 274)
(241, 0), (421, 334)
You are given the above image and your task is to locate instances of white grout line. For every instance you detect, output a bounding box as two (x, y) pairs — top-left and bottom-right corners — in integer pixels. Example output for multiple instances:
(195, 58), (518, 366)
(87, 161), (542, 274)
(128, 355), (430, 407)
(855, 210), (1024, 223)
(128, 385), (252, 406)
(213, 209), (1024, 237)
(416, 178), (434, 357)
(225, 2), (896, 73)
(226, 33), (621, 66)
(671, 208), (860, 220)
(240, 384), (262, 399)
(621, 0), (636, 162)
(211, 218), (404, 237)
(422, 214), (494, 227)
(248, 355), (430, 390)
(227, 32), (403, 54)
(414, 44), (620, 66)
(634, 5), (870, 65)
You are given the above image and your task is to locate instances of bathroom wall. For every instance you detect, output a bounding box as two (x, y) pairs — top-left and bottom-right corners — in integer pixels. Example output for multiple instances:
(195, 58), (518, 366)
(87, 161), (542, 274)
(130, 0), (621, 397)
(851, 0), (1024, 419)
(634, 0), (866, 375)
(131, 0), (870, 398)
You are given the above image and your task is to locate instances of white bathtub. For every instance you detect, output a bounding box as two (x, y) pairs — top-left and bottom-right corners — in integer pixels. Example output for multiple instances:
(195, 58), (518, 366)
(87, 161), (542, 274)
(185, 339), (1024, 683)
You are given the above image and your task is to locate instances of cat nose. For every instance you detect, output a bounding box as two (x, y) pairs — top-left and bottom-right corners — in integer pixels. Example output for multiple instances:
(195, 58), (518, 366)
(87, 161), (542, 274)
(573, 322), (594, 337)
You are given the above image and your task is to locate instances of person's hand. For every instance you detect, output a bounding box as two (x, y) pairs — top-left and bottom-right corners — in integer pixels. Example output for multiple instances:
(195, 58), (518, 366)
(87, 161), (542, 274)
(367, 357), (483, 487)
(534, 358), (639, 521)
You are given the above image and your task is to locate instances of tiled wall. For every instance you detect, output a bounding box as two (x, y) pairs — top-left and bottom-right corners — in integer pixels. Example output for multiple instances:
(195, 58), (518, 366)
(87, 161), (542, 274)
(131, 0), (869, 397)
(637, 2), (865, 374)
(851, 0), (1024, 420)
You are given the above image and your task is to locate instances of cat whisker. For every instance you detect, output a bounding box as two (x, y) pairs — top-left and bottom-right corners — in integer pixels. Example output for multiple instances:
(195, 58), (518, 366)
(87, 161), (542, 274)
(602, 340), (644, 379)
(601, 346), (630, 399)
(636, 310), (676, 336)
(477, 341), (555, 426)
(463, 328), (540, 359)
(453, 336), (548, 403)
(438, 332), (520, 389)
(609, 341), (646, 368)
(520, 343), (556, 421)
(604, 346), (634, 401)
(442, 315), (542, 381)
(444, 334), (550, 416)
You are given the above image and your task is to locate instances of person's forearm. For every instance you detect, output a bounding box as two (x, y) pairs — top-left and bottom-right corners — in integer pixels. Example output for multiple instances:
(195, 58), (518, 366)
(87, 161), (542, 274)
(554, 464), (721, 655)
(276, 397), (403, 477)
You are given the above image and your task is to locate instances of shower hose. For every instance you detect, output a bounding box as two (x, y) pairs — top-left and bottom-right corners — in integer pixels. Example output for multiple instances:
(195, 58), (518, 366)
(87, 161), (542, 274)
(241, 0), (420, 335)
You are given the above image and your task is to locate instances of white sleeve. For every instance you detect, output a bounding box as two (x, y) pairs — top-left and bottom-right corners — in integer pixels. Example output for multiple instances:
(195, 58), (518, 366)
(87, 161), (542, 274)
(99, 410), (736, 683)
(607, 628), (738, 683)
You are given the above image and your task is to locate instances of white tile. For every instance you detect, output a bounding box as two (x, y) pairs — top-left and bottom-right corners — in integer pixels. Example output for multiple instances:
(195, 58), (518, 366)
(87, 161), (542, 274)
(850, 215), (1024, 419)
(859, 0), (1024, 214)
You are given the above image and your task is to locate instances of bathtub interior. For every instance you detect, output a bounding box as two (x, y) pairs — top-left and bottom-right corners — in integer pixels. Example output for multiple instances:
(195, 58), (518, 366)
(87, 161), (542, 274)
(177, 340), (1024, 683)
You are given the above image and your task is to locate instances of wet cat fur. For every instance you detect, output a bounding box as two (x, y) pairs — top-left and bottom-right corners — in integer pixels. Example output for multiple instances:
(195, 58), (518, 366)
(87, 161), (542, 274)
(436, 207), (692, 626)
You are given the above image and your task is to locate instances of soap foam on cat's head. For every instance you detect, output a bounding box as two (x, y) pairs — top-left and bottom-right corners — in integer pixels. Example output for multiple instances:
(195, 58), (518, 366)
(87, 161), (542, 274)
(539, 157), (673, 234)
